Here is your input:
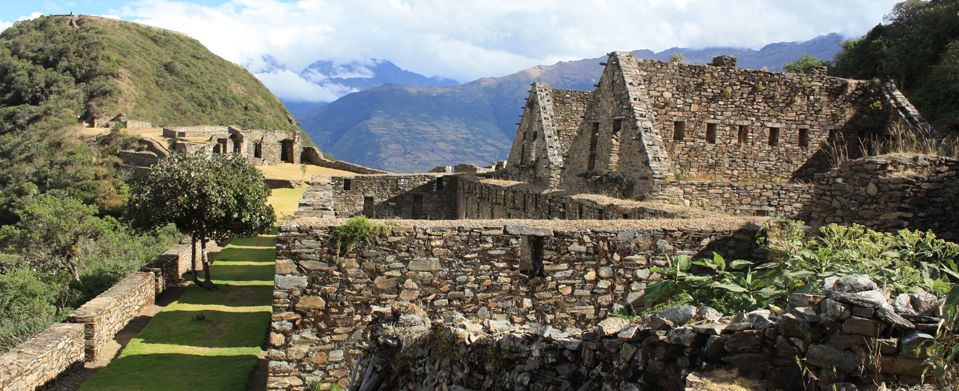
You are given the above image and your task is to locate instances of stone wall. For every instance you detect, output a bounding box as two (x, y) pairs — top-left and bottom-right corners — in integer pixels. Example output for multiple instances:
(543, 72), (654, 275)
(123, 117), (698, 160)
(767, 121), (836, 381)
(356, 276), (942, 391)
(68, 272), (156, 361)
(0, 239), (215, 388)
(504, 84), (591, 187)
(809, 155), (959, 239)
(268, 218), (762, 389)
(140, 239), (205, 296)
(457, 176), (713, 220)
(303, 174), (459, 219)
(656, 181), (814, 218)
(0, 323), (85, 391)
(299, 147), (388, 175)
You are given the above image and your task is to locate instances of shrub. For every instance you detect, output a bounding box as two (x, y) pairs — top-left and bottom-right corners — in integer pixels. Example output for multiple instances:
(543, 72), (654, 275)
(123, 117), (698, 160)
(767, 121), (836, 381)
(329, 216), (389, 256)
(644, 219), (959, 314)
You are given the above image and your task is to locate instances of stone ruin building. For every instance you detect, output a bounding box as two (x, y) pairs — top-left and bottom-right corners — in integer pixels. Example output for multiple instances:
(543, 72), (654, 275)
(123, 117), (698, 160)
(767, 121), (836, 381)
(117, 125), (385, 179)
(268, 53), (958, 390)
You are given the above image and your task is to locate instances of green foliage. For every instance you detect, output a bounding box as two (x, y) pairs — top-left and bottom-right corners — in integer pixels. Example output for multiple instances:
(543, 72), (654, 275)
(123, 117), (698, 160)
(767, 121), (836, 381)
(0, 192), (179, 347)
(0, 15), (299, 131)
(128, 153), (275, 285)
(645, 219), (959, 314)
(0, 268), (60, 349)
(784, 54), (826, 74)
(310, 382), (346, 391)
(329, 216), (389, 256)
(830, 0), (959, 129)
(321, 151), (335, 161)
(924, 285), (959, 383)
(669, 52), (685, 63)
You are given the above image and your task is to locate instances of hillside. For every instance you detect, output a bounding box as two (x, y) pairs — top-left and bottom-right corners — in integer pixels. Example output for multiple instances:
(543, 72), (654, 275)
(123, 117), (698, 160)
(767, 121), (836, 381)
(0, 15), (308, 222)
(297, 34), (845, 172)
(0, 15), (299, 132)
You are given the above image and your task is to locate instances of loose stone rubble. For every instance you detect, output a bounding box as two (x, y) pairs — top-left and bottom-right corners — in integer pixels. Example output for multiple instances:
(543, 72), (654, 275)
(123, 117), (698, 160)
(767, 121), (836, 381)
(350, 276), (944, 391)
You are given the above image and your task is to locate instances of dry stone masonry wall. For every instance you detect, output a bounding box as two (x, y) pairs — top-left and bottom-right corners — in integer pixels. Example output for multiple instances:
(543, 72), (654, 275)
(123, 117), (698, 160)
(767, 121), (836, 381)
(301, 174), (459, 219)
(0, 240), (214, 389)
(810, 155), (959, 239)
(268, 219), (762, 389)
(0, 324), (85, 391)
(352, 276), (943, 391)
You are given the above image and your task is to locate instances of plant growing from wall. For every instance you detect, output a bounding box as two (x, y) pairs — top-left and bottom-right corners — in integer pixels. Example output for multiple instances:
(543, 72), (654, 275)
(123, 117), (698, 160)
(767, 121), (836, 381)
(128, 153), (275, 289)
(644, 219), (959, 314)
(329, 216), (389, 256)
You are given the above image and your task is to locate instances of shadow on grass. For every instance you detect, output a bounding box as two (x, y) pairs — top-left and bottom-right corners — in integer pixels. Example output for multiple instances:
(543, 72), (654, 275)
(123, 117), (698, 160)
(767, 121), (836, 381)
(79, 353), (261, 391)
(210, 263), (276, 282)
(174, 284), (274, 307)
(132, 310), (270, 349)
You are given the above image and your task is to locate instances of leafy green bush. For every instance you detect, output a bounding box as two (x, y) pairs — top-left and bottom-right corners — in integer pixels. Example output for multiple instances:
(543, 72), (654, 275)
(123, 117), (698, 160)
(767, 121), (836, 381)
(0, 268), (60, 349)
(644, 219), (959, 314)
(329, 216), (389, 256)
(783, 54), (826, 74)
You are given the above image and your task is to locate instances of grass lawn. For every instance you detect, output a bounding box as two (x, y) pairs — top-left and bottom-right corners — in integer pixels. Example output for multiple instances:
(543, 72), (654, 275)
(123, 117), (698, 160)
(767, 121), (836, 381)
(81, 188), (301, 390)
(257, 163), (354, 183)
(268, 187), (307, 221)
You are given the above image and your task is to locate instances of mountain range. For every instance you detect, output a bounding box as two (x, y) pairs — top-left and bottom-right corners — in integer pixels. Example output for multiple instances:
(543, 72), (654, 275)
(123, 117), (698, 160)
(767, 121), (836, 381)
(285, 33), (846, 172)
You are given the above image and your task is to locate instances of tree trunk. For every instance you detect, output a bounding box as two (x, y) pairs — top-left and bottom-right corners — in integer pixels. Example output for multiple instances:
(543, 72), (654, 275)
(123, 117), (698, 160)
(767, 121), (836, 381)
(200, 238), (216, 289)
(190, 235), (200, 284)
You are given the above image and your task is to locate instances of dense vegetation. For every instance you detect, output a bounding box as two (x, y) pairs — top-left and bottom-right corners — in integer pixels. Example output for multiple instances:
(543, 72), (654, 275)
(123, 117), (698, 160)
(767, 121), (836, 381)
(830, 0), (959, 131)
(0, 16), (298, 349)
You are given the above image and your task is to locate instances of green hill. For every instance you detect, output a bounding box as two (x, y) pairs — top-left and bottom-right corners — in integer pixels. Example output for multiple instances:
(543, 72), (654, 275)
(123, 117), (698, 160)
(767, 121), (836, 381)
(0, 15), (307, 223)
(0, 15), (298, 131)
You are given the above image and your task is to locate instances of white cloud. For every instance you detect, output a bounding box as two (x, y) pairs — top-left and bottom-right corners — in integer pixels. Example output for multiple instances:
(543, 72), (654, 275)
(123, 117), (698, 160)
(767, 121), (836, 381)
(254, 69), (356, 102)
(112, 0), (899, 102)
(0, 20), (11, 32)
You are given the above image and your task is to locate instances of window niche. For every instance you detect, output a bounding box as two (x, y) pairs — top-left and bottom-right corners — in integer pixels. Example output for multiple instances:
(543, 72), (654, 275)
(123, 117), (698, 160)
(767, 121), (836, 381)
(768, 127), (780, 146)
(798, 128), (810, 148)
(519, 235), (545, 277)
(737, 125), (749, 144)
(705, 123), (717, 144)
(673, 121), (685, 141)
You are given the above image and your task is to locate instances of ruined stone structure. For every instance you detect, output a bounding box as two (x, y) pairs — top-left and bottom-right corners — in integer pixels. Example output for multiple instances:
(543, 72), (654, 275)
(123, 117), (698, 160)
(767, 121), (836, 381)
(356, 276), (942, 391)
(165, 126), (303, 165)
(269, 53), (955, 390)
(503, 52), (931, 203)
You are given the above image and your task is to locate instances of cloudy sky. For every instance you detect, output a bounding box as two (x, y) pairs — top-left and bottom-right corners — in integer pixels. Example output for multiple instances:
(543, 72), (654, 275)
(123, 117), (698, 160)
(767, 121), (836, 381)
(0, 0), (900, 102)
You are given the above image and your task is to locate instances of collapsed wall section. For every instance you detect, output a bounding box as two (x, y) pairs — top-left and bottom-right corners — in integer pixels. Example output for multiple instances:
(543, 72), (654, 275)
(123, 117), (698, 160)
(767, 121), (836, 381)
(268, 218), (762, 389)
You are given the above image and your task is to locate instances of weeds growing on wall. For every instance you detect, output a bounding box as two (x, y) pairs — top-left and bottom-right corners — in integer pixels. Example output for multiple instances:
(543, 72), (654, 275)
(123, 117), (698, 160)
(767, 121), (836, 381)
(644, 219), (959, 315)
(329, 216), (391, 256)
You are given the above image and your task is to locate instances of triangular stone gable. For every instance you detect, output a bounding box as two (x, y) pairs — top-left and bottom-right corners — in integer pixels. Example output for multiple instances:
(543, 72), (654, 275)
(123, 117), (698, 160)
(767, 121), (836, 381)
(559, 52), (672, 197)
(505, 83), (572, 187)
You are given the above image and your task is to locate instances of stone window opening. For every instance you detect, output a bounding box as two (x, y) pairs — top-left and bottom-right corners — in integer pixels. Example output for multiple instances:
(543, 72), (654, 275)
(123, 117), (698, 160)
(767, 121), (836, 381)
(435, 177), (445, 191)
(343, 179), (352, 191)
(578, 204), (584, 219)
(587, 122), (600, 171)
(519, 236), (545, 277)
(254, 142), (263, 158)
(612, 118), (623, 133)
(737, 125), (749, 144)
(280, 139), (295, 163)
(673, 121), (685, 141)
(705, 123), (717, 144)
(768, 127), (780, 146)
(363, 195), (374, 217)
(798, 128), (810, 148)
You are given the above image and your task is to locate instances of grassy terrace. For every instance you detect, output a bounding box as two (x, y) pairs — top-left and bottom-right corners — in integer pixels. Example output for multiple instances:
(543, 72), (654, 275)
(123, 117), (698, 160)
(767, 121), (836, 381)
(81, 187), (306, 390)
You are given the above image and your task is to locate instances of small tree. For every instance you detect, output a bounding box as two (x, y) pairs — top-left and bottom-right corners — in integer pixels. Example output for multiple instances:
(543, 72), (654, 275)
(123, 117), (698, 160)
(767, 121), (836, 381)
(784, 54), (826, 74)
(669, 52), (685, 63)
(128, 154), (275, 288)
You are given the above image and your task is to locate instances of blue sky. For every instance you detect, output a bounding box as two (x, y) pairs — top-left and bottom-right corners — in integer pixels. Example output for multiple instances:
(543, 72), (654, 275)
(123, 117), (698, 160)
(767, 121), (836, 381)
(1, 1), (901, 102)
